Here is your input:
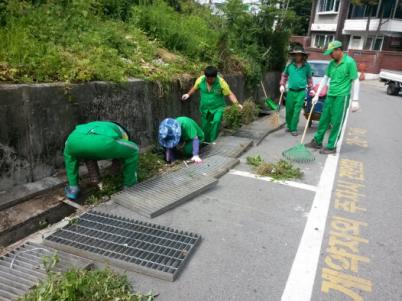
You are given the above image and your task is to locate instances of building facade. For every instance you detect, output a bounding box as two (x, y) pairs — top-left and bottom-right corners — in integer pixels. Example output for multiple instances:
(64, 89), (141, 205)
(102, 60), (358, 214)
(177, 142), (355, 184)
(294, 0), (402, 73)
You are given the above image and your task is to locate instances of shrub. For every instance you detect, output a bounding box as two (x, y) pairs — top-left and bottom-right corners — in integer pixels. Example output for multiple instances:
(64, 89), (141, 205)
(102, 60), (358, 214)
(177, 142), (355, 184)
(223, 105), (243, 130)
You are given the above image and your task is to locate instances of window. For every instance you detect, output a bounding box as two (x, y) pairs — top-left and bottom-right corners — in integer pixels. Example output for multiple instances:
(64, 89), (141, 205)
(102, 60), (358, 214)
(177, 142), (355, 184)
(349, 4), (378, 18)
(395, 0), (402, 19)
(349, 36), (362, 49)
(363, 36), (384, 50)
(318, 0), (340, 12)
(314, 34), (334, 48)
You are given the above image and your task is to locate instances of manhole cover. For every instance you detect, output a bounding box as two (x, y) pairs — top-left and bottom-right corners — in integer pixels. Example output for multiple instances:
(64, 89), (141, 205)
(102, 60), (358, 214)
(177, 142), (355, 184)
(200, 136), (252, 158)
(112, 173), (217, 218)
(0, 242), (92, 301)
(44, 211), (201, 281)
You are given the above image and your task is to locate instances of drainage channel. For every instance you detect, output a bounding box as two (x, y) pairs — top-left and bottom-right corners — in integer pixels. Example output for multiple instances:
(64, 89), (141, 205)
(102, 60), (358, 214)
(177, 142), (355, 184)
(0, 241), (93, 301)
(44, 211), (201, 281)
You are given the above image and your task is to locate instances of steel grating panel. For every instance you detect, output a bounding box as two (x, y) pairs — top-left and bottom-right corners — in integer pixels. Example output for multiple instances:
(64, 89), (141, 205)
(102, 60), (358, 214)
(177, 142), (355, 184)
(200, 136), (253, 158)
(179, 155), (239, 178)
(233, 116), (279, 145)
(0, 242), (93, 301)
(44, 211), (201, 281)
(112, 173), (217, 218)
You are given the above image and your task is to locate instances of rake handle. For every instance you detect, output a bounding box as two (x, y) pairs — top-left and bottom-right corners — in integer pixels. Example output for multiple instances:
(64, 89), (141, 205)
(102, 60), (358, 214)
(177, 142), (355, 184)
(260, 81), (268, 98)
(277, 91), (284, 111)
(300, 100), (316, 144)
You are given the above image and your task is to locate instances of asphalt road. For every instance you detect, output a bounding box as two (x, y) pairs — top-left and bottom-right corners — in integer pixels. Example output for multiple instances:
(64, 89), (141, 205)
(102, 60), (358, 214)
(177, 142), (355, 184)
(97, 80), (402, 301)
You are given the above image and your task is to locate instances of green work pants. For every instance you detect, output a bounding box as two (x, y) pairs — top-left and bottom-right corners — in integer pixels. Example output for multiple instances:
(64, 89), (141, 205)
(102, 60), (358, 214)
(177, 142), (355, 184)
(201, 108), (224, 143)
(286, 90), (306, 132)
(314, 95), (350, 150)
(64, 133), (138, 187)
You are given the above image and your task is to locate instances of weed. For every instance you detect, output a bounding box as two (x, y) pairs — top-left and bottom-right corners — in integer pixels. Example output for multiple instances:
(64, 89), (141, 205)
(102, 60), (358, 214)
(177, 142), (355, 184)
(20, 267), (154, 301)
(138, 151), (165, 182)
(241, 99), (259, 124)
(246, 155), (303, 180)
(42, 253), (59, 273)
(223, 105), (243, 130)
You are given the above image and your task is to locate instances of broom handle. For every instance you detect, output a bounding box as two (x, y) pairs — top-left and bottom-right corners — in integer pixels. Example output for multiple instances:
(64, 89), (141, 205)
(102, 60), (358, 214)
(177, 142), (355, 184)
(277, 91), (284, 110)
(300, 100), (316, 144)
(260, 81), (268, 98)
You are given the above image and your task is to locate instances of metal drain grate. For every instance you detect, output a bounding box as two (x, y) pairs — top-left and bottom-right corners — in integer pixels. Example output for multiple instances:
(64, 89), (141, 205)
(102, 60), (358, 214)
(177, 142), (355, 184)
(234, 116), (279, 145)
(200, 136), (253, 158)
(44, 211), (201, 281)
(112, 173), (217, 218)
(180, 155), (239, 178)
(0, 242), (92, 301)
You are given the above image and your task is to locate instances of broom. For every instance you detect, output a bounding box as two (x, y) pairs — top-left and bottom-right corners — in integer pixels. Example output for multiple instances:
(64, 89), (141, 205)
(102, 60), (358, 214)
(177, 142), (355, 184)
(260, 81), (284, 128)
(271, 91), (284, 128)
(282, 101), (316, 163)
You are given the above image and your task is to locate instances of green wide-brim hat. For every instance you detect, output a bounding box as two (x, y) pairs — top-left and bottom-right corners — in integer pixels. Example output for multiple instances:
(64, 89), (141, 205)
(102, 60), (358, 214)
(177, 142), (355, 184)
(324, 40), (342, 55)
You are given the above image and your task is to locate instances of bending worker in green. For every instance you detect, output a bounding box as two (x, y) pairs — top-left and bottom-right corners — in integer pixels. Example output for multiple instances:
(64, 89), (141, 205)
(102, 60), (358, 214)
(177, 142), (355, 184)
(159, 116), (204, 163)
(182, 66), (242, 142)
(280, 46), (313, 136)
(64, 121), (139, 200)
(306, 40), (360, 154)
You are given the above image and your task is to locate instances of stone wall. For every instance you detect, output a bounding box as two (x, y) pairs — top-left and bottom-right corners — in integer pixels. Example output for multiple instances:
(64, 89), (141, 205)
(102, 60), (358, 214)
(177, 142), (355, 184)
(0, 72), (280, 190)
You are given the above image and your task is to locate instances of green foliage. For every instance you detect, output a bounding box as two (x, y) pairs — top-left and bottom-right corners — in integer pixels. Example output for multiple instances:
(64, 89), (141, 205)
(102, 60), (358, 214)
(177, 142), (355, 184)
(137, 151), (165, 182)
(0, 0), (298, 85)
(20, 267), (154, 301)
(223, 99), (259, 130)
(288, 0), (313, 36)
(0, 0), (201, 83)
(246, 156), (303, 180)
(246, 154), (263, 167)
(223, 105), (243, 130)
(42, 253), (60, 273)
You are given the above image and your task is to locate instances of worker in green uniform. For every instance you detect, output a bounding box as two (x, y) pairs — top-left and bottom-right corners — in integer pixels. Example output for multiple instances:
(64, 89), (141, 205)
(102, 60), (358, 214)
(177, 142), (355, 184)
(280, 46), (313, 136)
(306, 40), (360, 154)
(159, 116), (204, 163)
(181, 66), (242, 142)
(64, 121), (139, 200)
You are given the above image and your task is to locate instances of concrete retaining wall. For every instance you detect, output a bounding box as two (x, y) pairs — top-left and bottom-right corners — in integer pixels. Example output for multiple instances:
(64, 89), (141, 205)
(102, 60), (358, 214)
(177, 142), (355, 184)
(0, 72), (280, 190)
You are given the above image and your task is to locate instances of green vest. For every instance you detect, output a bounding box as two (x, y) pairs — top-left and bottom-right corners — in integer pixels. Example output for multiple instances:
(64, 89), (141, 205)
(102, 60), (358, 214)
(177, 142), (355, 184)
(198, 76), (226, 113)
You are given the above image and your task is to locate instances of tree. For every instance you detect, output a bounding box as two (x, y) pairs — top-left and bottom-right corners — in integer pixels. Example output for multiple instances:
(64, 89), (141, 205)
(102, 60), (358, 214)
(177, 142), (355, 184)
(288, 0), (313, 36)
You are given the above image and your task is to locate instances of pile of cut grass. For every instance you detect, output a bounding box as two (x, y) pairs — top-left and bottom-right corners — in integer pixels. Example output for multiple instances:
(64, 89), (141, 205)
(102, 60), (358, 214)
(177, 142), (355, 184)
(246, 155), (303, 180)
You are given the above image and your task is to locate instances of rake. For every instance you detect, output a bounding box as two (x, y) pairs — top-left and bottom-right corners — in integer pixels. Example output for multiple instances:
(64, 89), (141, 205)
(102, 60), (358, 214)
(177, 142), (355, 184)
(282, 101), (316, 163)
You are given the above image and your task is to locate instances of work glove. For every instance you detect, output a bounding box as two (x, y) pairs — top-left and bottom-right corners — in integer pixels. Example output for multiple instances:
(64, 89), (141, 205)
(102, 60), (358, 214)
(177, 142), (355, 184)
(237, 103), (243, 110)
(351, 101), (360, 112)
(182, 94), (190, 101)
(191, 155), (202, 163)
(309, 90), (316, 97)
(279, 85), (285, 94)
(312, 95), (319, 105)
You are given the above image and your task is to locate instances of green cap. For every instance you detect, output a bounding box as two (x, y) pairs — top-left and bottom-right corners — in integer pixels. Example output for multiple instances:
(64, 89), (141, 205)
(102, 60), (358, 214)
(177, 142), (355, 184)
(324, 40), (342, 55)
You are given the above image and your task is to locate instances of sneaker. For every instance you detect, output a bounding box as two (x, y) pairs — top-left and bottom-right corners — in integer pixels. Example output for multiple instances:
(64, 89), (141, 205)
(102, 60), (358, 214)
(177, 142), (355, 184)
(65, 185), (80, 200)
(319, 147), (337, 155)
(291, 131), (298, 136)
(305, 139), (322, 149)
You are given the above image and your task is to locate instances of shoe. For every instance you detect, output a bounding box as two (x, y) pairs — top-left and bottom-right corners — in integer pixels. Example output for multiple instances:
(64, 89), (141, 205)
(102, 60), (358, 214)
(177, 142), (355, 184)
(320, 147), (336, 154)
(65, 185), (80, 200)
(291, 131), (298, 136)
(305, 139), (322, 149)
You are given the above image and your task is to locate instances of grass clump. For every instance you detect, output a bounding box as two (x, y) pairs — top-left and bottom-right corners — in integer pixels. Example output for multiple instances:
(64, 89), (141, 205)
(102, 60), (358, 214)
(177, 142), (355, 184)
(20, 266), (154, 301)
(137, 151), (165, 182)
(223, 99), (259, 130)
(246, 155), (303, 181)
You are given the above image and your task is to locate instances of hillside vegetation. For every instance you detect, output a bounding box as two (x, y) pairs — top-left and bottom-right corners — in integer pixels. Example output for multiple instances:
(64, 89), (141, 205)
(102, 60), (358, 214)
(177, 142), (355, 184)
(0, 0), (296, 84)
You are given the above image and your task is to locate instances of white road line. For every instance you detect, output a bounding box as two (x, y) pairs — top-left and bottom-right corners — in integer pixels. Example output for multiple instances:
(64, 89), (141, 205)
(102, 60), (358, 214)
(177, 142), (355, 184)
(281, 102), (351, 301)
(229, 169), (318, 192)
